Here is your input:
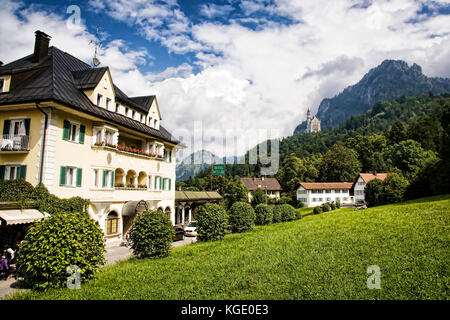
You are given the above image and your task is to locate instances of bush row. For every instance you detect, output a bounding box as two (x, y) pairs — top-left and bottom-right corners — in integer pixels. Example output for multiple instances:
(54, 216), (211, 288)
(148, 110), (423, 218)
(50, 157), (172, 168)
(313, 200), (341, 215)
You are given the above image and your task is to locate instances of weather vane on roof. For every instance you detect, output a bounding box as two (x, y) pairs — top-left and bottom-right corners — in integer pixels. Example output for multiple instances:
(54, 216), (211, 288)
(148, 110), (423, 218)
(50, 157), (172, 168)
(89, 26), (102, 67)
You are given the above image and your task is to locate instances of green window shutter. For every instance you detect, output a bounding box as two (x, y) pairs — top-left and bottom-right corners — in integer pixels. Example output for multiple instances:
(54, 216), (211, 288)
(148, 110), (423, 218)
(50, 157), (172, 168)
(76, 168), (82, 187)
(102, 170), (107, 188)
(24, 119), (31, 136)
(168, 178), (171, 190)
(155, 176), (157, 189)
(160, 177), (164, 190)
(59, 166), (67, 186)
(19, 165), (27, 179)
(110, 171), (114, 188)
(0, 166), (5, 180)
(63, 120), (70, 140)
(169, 150), (172, 163)
(79, 125), (85, 144)
(3, 120), (11, 135)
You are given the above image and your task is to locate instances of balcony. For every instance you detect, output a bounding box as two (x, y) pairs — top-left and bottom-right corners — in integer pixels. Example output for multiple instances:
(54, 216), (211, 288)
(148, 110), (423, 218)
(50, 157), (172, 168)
(0, 135), (29, 153)
(92, 142), (164, 160)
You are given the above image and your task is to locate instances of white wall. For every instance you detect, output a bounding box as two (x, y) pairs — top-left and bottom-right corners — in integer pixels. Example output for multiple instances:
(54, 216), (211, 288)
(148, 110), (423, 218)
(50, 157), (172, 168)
(297, 186), (353, 207)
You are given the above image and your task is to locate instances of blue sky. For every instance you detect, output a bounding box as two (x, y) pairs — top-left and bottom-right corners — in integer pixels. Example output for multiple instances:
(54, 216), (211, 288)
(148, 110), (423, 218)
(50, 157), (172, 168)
(1, 0), (450, 157)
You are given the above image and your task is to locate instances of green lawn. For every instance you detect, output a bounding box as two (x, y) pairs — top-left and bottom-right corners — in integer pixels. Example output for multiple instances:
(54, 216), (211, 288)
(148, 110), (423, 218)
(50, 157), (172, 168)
(11, 195), (450, 300)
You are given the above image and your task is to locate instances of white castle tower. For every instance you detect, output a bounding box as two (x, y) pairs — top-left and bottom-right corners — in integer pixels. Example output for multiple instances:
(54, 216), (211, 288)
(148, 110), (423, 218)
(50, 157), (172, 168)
(306, 108), (321, 133)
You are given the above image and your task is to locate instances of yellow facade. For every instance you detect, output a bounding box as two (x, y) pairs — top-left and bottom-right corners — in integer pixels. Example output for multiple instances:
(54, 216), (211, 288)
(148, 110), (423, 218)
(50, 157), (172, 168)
(0, 100), (178, 246)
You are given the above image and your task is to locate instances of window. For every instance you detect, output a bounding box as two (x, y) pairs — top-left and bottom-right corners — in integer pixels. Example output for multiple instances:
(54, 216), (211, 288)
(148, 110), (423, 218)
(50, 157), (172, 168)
(97, 94), (103, 106)
(106, 98), (111, 110)
(106, 212), (119, 235)
(63, 120), (85, 144)
(0, 79), (4, 93)
(154, 119), (157, 128)
(140, 114), (144, 122)
(125, 107), (129, 116)
(93, 169), (99, 187)
(358, 182), (365, 186)
(59, 166), (82, 187)
(102, 170), (114, 188)
(318, 198), (323, 202)
(343, 197), (348, 201)
(312, 198), (317, 202)
(299, 198), (307, 202)
(148, 175), (152, 190)
(132, 110), (135, 119)
(148, 117), (152, 126)
(115, 103), (119, 112)
(105, 130), (114, 145)
(325, 189), (331, 194)
(326, 197), (331, 202)
(0, 165), (26, 181)
(335, 197), (341, 202)
(103, 79), (108, 89)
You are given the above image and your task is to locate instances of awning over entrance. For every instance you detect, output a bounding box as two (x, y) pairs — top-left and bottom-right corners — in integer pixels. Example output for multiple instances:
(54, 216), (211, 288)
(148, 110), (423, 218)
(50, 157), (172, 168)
(175, 191), (223, 202)
(0, 209), (49, 226)
(122, 200), (149, 217)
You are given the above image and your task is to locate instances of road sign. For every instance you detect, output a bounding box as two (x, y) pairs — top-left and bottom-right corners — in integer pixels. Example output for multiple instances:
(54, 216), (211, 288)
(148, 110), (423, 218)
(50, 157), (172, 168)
(212, 164), (225, 176)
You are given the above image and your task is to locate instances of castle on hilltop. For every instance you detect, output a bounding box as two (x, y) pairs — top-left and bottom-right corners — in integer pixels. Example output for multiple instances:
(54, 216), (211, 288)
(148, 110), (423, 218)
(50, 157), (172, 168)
(306, 109), (321, 133)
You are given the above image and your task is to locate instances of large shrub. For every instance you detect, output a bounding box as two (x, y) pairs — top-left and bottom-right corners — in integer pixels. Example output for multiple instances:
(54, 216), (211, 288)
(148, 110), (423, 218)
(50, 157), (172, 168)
(196, 203), (229, 241)
(254, 204), (273, 225)
(294, 209), (302, 220)
(130, 210), (174, 258)
(280, 204), (296, 222)
(313, 206), (322, 215)
(336, 200), (341, 208)
(228, 202), (256, 233)
(322, 204), (330, 212)
(365, 179), (385, 207)
(330, 202), (336, 210)
(0, 179), (34, 204)
(272, 205), (282, 223)
(16, 212), (105, 290)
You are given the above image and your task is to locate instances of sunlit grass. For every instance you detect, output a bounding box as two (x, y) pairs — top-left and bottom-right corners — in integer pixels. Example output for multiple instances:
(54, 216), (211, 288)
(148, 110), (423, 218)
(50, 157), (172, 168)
(11, 195), (450, 300)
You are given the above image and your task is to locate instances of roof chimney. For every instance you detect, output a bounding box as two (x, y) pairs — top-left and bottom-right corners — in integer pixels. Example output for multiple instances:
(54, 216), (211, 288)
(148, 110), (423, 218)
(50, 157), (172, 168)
(33, 30), (51, 63)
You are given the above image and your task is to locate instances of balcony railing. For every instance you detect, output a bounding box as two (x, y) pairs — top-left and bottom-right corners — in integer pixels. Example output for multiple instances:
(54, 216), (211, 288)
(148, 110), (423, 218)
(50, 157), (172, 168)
(1, 135), (29, 151)
(92, 142), (164, 160)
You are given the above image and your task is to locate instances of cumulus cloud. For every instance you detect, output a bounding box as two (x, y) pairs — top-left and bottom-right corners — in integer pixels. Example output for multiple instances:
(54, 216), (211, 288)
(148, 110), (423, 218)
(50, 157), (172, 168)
(1, 0), (450, 158)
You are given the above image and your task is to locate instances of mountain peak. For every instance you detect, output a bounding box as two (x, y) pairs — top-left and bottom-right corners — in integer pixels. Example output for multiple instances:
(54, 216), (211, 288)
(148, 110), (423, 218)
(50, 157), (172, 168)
(293, 60), (450, 134)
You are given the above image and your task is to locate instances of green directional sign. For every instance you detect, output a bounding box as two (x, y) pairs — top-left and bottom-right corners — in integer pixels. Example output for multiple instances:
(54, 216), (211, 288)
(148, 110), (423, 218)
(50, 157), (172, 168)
(212, 164), (225, 176)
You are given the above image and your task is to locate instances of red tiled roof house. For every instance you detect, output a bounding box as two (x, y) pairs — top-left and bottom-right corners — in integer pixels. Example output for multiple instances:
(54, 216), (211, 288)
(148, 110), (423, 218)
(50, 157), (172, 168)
(240, 177), (281, 202)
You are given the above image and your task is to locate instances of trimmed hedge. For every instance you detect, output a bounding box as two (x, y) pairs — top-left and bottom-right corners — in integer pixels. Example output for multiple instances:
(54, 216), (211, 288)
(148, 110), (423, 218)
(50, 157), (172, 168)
(313, 206), (322, 215)
(336, 200), (341, 208)
(255, 204), (273, 225)
(330, 202), (336, 210)
(16, 212), (105, 290)
(196, 203), (229, 241)
(280, 204), (296, 222)
(322, 204), (331, 212)
(228, 202), (256, 233)
(130, 209), (174, 259)
(272, 205), (282, 223)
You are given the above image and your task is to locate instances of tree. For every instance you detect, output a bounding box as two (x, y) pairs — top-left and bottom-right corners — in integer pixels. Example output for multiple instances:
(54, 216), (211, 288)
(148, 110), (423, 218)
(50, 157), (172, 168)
(364, 179), (385, 207)
(383, 173), (409, 204)
(384, 139), (437, 180)
(346, 134), (387, 172)
(318, 143), (362, 182)
(277, 153), (307, 194)
(407, 115), (442, 152)
(385, 120), (408, 144)
(223, 179), (248, 209)
(251, 188), (267, 206)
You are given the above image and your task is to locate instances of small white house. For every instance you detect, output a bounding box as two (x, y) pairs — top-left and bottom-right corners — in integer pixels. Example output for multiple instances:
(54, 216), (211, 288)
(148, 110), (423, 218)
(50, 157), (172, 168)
(296, 182), (354, 207)
(354, 173), (388, 205)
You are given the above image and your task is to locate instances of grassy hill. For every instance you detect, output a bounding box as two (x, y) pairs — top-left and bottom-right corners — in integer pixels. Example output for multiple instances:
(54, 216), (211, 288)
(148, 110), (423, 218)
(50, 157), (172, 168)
(12, 195), (449, 300)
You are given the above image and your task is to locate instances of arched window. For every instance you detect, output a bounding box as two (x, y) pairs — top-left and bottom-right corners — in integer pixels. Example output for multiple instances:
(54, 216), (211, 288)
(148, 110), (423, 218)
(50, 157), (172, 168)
(106, 211), (119, 235)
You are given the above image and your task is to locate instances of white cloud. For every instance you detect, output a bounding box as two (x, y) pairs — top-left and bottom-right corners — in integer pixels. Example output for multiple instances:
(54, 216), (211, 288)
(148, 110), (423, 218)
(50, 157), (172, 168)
(1, 0), (450, 158)
(200, 3), (234, 18)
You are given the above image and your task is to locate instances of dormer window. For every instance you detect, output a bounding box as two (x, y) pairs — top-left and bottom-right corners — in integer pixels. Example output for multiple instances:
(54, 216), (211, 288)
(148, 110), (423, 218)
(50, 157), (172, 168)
(106, 98), (111, 110)
(0, 79), (5, 93)
(97, 94), (103, 107)
(125, 107), (129, 116)
(148, 117), (152, 127)
(140, 114), (144, 123)
(115, 103), (119, 112)
(132, 110), (135, 119)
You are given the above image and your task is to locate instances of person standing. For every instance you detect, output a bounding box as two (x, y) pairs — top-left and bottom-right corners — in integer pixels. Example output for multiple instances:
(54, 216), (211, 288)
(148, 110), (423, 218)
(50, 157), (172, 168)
(0, 251), (9, 280)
